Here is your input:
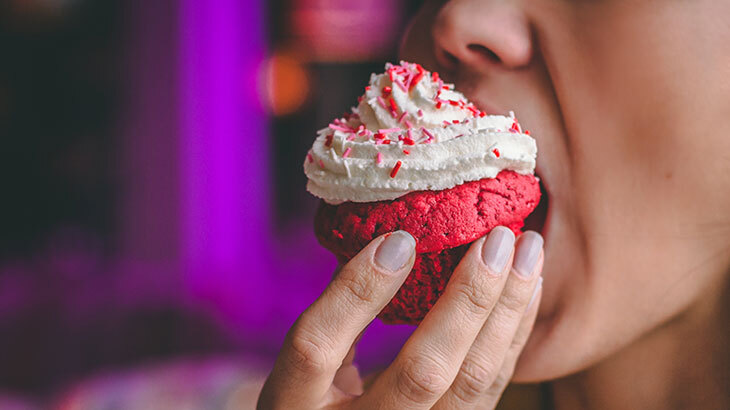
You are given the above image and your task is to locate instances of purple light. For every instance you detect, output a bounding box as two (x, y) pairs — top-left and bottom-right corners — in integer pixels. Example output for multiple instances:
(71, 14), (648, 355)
(177, 0), (411, 371)
(179, 0), (271, 332)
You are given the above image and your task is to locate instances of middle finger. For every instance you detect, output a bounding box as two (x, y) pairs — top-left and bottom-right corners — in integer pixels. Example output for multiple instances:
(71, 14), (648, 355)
(434, 231), (544, 409)
(358, 227), (517, 409)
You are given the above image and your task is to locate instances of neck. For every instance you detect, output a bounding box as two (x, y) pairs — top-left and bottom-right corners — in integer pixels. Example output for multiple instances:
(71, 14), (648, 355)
(550, 276), (730, 410)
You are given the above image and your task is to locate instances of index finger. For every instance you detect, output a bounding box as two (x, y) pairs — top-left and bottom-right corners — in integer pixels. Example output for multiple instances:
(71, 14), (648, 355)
(259, 231), (416, 408)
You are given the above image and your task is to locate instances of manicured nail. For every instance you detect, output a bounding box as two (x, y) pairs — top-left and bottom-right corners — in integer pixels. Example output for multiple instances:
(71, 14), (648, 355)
(481, 226), (516, 274)
(513, 231), (544, 278)
(374, 231), (416, 272)
(527, 277), (543, 310)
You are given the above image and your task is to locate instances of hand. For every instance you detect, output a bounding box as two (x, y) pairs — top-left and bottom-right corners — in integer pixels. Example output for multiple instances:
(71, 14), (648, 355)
(257, 227), (544, 410)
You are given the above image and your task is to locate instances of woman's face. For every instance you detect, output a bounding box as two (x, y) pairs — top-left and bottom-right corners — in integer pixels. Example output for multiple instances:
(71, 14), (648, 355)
(401, 0), (730, 381)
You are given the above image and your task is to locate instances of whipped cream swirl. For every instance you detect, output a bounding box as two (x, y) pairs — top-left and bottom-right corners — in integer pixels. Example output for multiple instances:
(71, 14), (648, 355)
(304, 61), (537, 204)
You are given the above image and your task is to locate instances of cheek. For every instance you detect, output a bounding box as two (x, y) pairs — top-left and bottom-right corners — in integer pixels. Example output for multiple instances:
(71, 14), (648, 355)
(398, 1), (440, 68)
(516, 0), (730, 380)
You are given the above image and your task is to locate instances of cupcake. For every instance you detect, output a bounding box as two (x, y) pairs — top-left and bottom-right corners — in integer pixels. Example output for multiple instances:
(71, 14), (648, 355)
(304, 62), (540, 325)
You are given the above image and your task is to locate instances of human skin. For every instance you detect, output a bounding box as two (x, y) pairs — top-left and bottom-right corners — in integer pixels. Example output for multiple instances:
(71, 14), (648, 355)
(399, 0), (730, 408)
(259, 0), (730, 408)
(259, 229), (547, 409)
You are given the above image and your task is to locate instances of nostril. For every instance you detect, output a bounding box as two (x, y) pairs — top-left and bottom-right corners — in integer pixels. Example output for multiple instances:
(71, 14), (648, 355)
(467, 44), (501, 64)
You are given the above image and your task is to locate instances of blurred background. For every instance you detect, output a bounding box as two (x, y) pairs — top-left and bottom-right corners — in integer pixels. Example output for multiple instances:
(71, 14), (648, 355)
(0, 0), (427, 408)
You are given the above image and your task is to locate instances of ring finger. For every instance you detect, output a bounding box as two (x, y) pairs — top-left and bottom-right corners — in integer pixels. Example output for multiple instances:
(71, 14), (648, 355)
(434, 231), (544, 409)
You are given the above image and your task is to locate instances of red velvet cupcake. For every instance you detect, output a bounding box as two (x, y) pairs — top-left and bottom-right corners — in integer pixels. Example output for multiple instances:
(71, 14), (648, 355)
(304, 62), (540, 324)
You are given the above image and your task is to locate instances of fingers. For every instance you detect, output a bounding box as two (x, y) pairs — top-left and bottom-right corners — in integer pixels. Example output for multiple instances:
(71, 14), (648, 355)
(434, 232), (544, 409)
(258, 231), (416, 409)
(482, 277), (543, 405)
(332, 330), (365, 395)
(359, 227), (517, 409)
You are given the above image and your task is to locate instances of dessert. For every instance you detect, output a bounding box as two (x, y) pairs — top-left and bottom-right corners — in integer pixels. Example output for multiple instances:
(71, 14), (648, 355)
(304, 62), (540, 324)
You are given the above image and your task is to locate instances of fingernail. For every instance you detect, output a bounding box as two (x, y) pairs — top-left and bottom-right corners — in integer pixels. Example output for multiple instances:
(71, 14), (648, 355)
(481, 226), (515, 274)
(374, 231), (416, 272)
(513, 231), (544, 278)
(527, 277), (543, 310)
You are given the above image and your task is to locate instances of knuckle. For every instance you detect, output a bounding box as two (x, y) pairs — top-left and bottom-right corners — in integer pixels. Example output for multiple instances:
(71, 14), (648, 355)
(335, 271), (377, 307)
(451, 273), (493, 317)
(499, 286), (530, 314)
(396, 356), (451, 404)
(453, 360), (496, 403)
(286, 324), (334, 376)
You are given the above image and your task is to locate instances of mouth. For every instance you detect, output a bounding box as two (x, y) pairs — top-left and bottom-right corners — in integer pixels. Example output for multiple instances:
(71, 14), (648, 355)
(523, 171), (549, 237)
(465, 95), (549, 235)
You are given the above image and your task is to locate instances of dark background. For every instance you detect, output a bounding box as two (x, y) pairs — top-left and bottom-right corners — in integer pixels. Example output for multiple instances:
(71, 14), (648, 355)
(0, 0), (424, 407)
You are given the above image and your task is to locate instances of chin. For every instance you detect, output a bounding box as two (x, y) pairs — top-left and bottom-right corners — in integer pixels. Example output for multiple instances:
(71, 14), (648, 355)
(510, 318), (561, 383)
(509, 305), (595, 384)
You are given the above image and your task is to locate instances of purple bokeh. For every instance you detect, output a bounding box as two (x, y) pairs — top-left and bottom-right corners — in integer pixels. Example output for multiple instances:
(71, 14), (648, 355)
(179, 0), (273, 332)
(176, 0), (415, 370)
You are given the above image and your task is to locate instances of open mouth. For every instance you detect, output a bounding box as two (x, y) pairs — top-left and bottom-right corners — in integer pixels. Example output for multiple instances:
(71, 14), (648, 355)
(523, 173), (549, 236)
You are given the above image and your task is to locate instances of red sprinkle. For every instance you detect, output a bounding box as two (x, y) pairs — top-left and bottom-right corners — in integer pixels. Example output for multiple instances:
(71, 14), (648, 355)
(342, 147), (352, 158)
(403, 137), (415, 145)
(525, 130), (531, 135)
(376, 152), (383, 164)
(383, 86), (392, 95)
(390, 160), (402, 178)
(452, 119), (460, 124)
(325, 134), (334, 147)
(479, 111), (486, 117)
(492, 148), (500, 158)
(332, 229), (344, 239)
(449, 100), (459, 106)
(374, 132), (386, 140)
(435, 101), (443, 109)
(403, 149), (410, 155)
(383, 140), (391, 144)
(307, 153), (313, 163)
(388, 97), (398, 113)
(432, 71), (440, 82)
(409, 64), (425, 91)
(319, 159), (325, 169)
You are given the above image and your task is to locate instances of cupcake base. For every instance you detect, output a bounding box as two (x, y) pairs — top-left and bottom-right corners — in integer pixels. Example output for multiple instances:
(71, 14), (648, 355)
(315, 170), (540, 325)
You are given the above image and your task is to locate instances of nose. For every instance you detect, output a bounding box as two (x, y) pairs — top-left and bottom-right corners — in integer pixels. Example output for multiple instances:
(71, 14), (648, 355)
(432, 0), (532, 72)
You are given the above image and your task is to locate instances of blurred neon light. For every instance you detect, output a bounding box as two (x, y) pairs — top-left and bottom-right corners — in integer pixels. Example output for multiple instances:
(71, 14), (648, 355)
(179, 0), (271, 330)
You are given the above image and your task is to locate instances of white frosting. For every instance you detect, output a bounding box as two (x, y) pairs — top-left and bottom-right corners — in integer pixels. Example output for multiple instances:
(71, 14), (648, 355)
(304, 62), (537, 204)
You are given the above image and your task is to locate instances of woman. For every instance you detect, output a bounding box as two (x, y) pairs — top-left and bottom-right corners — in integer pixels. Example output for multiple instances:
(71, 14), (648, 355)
(258, 0), (730, 408)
